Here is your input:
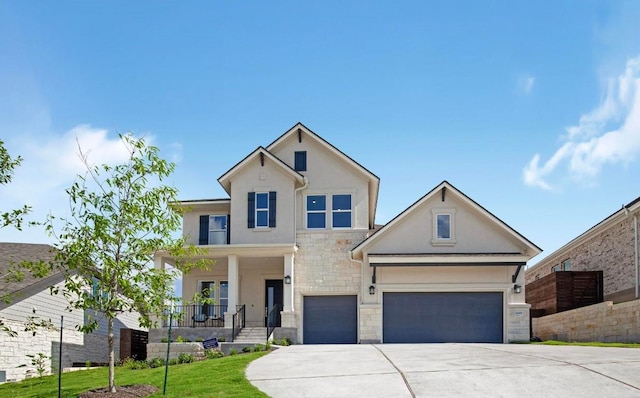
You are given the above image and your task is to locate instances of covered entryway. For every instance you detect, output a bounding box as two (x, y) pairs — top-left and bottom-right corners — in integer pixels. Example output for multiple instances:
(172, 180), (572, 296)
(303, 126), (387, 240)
(303, 295), (357, 344)
(383, 292), (504, 343)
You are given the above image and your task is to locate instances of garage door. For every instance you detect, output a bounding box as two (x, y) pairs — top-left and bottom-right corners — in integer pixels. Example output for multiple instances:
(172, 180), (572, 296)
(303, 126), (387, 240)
(303, 295), (357, 344)
(383, 292), (503, 343)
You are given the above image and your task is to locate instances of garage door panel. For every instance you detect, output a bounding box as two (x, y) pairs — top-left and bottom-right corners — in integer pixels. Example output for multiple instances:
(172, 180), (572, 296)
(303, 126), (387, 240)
(383, 292), (503, 343)
(304, 295), (357, 344)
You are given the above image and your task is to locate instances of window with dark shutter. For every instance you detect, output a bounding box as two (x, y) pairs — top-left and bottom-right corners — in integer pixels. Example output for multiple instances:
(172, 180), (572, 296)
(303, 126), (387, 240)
(268, 191), (276, 227)
(199, 215), (209, 245)
(294, 151), (307, 171)
(247, 192), (256, 228)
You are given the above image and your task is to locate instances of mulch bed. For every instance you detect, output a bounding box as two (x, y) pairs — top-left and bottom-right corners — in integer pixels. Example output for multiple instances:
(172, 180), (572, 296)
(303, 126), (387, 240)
(78, 384), (159, 397)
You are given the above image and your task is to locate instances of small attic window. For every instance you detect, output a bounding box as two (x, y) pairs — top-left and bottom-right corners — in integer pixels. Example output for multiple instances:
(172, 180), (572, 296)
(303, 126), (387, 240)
(294, 151), (307, 171)
(431, 208), (456, 246)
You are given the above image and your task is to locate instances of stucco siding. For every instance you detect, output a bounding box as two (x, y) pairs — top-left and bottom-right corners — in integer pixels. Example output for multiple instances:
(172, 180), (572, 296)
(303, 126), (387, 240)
(182, 202), (230, 246)
(229, 159), (296, 244)
(367, 193), (524, 254)
(272, 134), (370, 230)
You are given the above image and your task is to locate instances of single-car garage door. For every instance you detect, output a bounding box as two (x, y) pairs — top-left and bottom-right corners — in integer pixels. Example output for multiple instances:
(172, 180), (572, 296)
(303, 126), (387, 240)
(383, 292), (503, 343)
(304, 295), (357, 344)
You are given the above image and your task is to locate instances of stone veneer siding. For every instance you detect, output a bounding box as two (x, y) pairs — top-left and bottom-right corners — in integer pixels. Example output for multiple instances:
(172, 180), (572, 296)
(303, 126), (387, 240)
(532, 299), (640, 343)
(525, 209), (639, 302)
(359, 305), (381, 343)
(292, 230), (368, 343)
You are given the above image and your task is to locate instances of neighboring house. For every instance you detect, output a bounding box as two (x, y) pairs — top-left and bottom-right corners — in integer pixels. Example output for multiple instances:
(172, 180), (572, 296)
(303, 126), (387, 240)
(153, 123), (540, 344)
(0, 242), (144, 382)
(525, 195), (640, 303)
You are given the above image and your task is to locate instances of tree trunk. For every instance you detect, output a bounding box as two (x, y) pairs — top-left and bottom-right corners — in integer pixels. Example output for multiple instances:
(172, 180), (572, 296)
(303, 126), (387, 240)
(108, 316), (115, 393)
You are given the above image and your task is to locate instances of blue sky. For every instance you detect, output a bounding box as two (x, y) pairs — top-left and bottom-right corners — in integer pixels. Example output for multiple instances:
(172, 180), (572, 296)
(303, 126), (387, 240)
(1, 1), (640, 267)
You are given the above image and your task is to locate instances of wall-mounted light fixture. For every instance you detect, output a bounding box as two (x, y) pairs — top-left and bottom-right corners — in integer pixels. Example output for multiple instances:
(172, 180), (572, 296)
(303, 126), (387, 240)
(284, 275), (291, 285)
(513, 284), (522, 294)
(369, 285), (375, 295)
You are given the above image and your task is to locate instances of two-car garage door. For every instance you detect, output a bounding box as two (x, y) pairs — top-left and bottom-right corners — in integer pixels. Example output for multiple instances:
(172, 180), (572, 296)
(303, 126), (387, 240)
(383, 292), (504, 343)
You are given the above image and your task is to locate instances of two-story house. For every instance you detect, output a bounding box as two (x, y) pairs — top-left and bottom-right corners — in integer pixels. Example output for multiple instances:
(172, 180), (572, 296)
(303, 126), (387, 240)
(153, 123), (540, 344)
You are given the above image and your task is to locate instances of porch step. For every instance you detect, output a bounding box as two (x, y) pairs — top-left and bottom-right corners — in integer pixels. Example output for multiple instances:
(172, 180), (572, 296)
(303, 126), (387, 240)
(234, 327), (268, 344)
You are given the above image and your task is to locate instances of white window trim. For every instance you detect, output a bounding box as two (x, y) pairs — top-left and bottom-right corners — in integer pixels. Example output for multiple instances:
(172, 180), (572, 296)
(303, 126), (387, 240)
(305, 193), (327, 229)
(208, 215), (227, 244)
(255, 191), (270, 228)
(431, 208), (457, 246)
(331, 193), (353, 229)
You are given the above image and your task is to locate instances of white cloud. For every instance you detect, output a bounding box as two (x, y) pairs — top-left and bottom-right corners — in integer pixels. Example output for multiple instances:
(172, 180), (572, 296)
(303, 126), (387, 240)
(0, 126), (153, 243)
(518, 75), (536, 95)
(523, 55), (640, 190)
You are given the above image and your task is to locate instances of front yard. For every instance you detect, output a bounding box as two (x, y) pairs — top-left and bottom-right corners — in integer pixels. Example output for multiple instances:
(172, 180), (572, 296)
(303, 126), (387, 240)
(0, 352), (269, 398)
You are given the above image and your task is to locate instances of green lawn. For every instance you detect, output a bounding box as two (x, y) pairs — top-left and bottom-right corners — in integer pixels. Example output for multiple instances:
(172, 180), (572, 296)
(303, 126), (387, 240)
(535, 340), (640, 348)
(0, 352), (269, 398)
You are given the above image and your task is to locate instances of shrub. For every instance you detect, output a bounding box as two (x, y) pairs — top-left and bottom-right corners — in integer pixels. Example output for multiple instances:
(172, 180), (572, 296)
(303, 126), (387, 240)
(161, 338), (169, 343)
(242, 346), (253, 353)
(121, 358), (149, 370)
(205, 349), (224, 359)
(175, 335), (190, 343)
(168, 358), (179, 366)
(178, 353), (194, 364)
(195, 337), (203, 342)
(217, 336), (226, 342)
(229, 348), (238, 356)
(265, 341), (272, 351)
(253, 344), (266, 352)
(148, 357), (166, 368)
(272, 338), (291, 346)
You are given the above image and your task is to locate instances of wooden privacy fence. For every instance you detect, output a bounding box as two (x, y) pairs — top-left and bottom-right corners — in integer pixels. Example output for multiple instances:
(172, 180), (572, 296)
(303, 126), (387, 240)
(120, 328), (149, 361)
(526, 271), (604, 317)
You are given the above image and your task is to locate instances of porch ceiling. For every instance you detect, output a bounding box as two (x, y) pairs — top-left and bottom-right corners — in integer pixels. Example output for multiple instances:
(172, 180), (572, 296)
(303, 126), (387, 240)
(156, 243), (297, 266)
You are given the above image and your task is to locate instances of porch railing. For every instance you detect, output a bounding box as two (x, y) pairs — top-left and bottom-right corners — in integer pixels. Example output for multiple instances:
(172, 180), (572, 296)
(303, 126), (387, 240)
(266, 304), (281, 340)
(232, 305), (245, 342)
(163, 304), (227, 328)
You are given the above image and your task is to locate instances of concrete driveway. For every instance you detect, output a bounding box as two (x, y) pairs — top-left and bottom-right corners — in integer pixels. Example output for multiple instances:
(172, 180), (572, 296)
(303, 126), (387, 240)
(246, 344), (640, 397)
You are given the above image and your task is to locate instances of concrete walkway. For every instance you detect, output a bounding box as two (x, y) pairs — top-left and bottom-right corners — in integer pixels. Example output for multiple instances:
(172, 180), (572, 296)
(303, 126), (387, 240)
(246, 344), (640, 397)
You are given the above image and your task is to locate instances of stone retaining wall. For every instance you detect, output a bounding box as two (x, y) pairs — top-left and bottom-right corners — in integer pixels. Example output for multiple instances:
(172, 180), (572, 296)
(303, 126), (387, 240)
(532, 299), (640, 343)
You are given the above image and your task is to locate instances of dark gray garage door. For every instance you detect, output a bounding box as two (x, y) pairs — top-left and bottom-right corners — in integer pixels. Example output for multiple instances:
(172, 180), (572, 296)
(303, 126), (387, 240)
(303, 295), (357, 344)
(383, 292), (503, 343)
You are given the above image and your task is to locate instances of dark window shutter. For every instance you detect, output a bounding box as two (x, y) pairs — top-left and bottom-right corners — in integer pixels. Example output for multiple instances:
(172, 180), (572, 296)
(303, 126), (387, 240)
(268, 191), (277, 228)
(199, 215), (209, 245)
(247, 192), (255, 228)
(294, 151), (307, 171)
(226, 214), (231, 244)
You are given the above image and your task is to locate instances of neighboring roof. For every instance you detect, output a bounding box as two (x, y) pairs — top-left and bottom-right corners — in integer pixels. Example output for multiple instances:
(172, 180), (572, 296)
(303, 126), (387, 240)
(527, 193), (640, 271)
(266, 122), (381, 228)
(351, 181), (542, 258)
(0, 242), (61, 300)
(217, 146), (306, 194)
(179, 198), (230, 204)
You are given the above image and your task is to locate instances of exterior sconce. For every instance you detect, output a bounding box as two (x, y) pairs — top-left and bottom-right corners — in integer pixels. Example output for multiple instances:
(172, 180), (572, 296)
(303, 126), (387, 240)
(369, 285), (375, 295)
(513, 284), (522, 294)
(284, 275), (291, 285)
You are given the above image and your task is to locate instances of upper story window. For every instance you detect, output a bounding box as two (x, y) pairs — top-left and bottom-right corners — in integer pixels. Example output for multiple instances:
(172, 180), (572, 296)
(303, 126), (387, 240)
(199, 215), (229, 245)
(306, 194), (352, 229)
(307, 195), (326, 229)
(294, 151), (307, 171)
(248, 191), (276, 229)
(208, 215), (227, 244)
(431, 208), (456, 246)
(552, 259), (571, 272)
(256, 192), (269, 227)
(332, 194), (352, 228)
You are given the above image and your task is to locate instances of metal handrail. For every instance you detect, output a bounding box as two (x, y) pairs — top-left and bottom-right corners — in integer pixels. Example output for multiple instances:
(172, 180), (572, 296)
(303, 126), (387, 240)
(162, 304), (226, 328)
(266, 304), (281, 340)
(231, 305), (245, 342)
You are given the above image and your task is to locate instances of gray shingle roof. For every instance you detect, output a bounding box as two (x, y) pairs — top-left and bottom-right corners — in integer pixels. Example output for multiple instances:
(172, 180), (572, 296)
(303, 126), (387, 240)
(0, 242), (60, 299)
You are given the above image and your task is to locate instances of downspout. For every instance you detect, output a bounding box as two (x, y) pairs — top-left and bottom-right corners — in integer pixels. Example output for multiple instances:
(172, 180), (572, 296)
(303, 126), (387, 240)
(293, 177), (309, 244)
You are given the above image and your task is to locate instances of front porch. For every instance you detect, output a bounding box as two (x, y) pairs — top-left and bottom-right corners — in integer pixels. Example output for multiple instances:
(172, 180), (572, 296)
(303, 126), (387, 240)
(152, 244), (298, 343)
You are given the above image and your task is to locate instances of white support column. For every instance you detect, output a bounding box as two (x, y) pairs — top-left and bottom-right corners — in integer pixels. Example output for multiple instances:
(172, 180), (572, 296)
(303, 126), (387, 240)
(283, 253), (294, 312)
(225, 254), (239, 328)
